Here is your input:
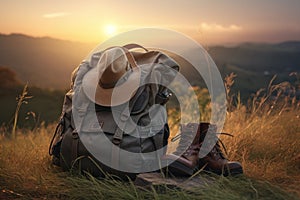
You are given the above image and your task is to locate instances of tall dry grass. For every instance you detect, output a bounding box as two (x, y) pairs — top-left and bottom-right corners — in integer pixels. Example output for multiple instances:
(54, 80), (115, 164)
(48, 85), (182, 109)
(0, 125), (71, 199)
(0, 74), (300, 199)
(222, 74), (300, 196)
(1, 127), (298, 199)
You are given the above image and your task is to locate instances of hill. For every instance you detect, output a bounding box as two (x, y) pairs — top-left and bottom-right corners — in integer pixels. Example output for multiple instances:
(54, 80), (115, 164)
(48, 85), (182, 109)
(0, 33), (300, 126)
(207, 42), (300, 95)
(0, 33), (95, 89)
(1, 33), (299, 92)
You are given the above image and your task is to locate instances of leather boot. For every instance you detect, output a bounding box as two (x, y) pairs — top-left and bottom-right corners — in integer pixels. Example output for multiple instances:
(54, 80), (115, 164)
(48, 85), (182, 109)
(198, 123), (243, 176)
(162, 123), (203, 176)
(162, 123), (243, 176)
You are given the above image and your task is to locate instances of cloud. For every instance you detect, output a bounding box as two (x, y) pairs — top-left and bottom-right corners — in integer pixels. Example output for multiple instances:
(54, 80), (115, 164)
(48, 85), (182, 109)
(43, 12), (71, 19)
(199, 23), (242, 32)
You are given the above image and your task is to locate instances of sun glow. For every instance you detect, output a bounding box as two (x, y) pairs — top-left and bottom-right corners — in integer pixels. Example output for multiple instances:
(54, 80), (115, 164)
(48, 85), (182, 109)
(104, 24), (117, 36)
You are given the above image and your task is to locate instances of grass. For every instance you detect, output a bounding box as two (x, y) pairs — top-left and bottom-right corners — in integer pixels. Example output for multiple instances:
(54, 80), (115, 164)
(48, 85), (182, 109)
(0, 128), (298, 200)
(11, 83), (33, 139)
(0, 77), (300, 199)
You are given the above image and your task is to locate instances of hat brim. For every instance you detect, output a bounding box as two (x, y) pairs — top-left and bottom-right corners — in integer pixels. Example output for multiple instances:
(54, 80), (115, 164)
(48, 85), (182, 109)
(82, 66), (141, 106)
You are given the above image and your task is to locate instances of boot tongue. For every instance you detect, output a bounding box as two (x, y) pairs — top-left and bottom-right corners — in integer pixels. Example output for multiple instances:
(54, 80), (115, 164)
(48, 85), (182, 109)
(173, 123), (199, 156)
(199, 123), (217, 142)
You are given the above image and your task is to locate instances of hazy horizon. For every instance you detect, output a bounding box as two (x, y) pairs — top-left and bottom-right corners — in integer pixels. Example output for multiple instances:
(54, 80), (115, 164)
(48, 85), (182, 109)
(2, 31), (300, 47)
(1, 1), (300, 45)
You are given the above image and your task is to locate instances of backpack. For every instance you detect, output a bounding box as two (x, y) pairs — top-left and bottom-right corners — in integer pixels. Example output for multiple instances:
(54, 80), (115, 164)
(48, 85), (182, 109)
(49, 44), (179, 179)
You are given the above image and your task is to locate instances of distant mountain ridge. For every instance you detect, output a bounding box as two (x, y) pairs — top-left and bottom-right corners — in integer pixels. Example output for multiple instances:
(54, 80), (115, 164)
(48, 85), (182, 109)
(0, 33), (299, 93)
(0, 33), (95, 89)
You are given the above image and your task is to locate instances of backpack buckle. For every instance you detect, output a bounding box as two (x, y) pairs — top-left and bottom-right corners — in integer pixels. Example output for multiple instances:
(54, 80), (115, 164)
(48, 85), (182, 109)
(112, 127), (123, 145)
(112, 138), (121, 145)
(155, 90), (172, 105)
(72, 131), (79, 139)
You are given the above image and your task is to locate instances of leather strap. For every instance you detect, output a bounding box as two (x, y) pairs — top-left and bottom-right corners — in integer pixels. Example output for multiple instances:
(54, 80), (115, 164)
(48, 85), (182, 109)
(122, 44), (148, 69)
(102, 46), (138, 69)
(103, 43), (149, 69)
(123, 49), (138, 69)
(123, 43), (148, 52)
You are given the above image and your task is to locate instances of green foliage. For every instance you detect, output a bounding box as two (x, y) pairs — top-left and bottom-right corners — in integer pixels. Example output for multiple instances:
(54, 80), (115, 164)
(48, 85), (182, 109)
(0, 66), (21, 88)
(0, 85), (65, 128)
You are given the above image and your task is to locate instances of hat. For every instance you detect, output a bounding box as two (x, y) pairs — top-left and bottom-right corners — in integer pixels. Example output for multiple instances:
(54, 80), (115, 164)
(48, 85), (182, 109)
(82, 47), (141, 106)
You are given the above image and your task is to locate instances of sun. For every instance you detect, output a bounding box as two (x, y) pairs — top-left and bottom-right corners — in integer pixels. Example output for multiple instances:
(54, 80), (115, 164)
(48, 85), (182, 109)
(104, 24), (117, 36)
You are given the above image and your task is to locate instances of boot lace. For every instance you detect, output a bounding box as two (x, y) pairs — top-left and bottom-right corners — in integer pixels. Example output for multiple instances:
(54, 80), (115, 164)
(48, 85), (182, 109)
(171, 131), (198, 156)
(210, 132), (233, 158)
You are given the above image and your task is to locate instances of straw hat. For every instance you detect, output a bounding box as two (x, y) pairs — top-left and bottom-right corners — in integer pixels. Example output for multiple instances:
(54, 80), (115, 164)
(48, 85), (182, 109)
(82, 47), (140, 106)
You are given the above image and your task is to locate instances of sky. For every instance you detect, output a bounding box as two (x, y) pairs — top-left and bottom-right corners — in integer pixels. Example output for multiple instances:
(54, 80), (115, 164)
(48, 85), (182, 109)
(1, 0), (300, 45)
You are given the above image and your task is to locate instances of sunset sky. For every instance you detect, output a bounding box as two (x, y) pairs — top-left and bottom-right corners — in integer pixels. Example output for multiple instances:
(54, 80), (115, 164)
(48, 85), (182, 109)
(1, 0), (300, 45)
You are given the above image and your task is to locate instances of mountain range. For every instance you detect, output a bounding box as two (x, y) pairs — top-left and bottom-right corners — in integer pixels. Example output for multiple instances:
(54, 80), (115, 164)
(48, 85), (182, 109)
(1, 33), (300, 126)
(0, 33), (299, 94)
(0, 33), (94, 89)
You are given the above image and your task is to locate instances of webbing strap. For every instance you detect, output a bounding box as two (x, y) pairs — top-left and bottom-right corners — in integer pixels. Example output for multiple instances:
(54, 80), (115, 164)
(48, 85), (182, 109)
(112, 127), (124, 145)
(111, 107), (130, 169)
(71, 131), (79, 166)
(111, 143), (120, 170)
(108, 44), (147, 169)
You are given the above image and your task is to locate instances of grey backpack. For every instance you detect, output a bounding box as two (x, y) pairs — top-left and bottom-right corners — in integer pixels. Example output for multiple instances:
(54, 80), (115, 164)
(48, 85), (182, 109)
(49, 44), (179, 179)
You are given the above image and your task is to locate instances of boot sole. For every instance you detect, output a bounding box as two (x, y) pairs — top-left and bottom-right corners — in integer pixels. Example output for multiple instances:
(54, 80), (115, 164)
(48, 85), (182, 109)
(163, 159), (195, 176)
